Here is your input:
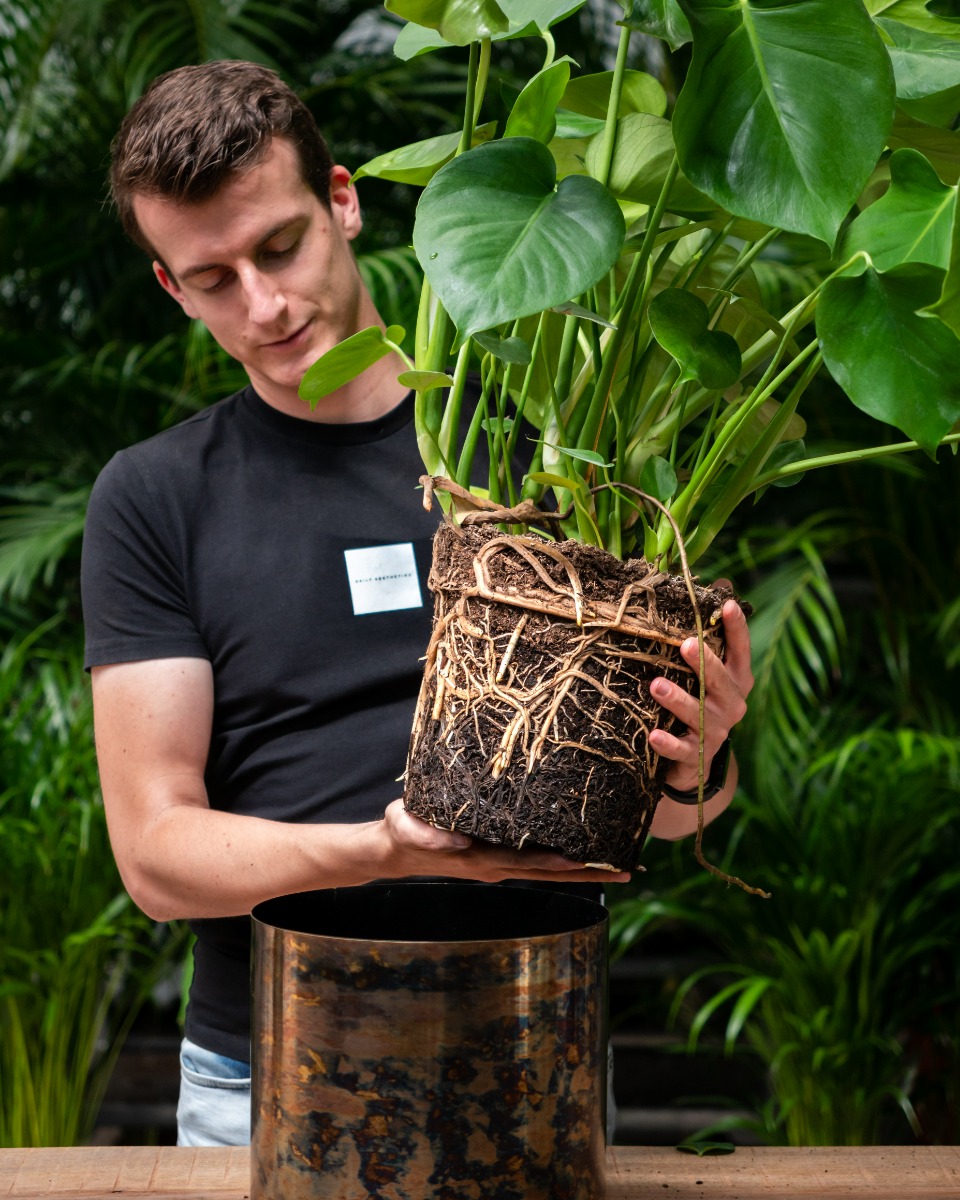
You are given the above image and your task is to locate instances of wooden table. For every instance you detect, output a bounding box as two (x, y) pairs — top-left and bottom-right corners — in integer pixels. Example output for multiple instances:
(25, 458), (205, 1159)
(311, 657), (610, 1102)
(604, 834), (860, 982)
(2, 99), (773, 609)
(2, 1146), (959, 1199)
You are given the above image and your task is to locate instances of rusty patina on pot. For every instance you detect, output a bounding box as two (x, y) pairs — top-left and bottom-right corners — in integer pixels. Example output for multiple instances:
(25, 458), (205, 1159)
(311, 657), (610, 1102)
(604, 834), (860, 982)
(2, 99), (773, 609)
(251, 883), (607, 1200)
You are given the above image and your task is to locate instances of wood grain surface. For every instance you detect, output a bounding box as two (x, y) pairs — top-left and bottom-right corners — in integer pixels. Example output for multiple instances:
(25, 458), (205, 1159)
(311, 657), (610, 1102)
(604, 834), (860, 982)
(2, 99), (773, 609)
(2, 1145), (959, 1199)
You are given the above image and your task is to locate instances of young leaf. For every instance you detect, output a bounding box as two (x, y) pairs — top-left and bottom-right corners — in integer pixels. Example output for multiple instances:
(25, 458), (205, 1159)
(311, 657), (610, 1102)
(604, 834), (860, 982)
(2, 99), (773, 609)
(385, 0), (509, 45)
(505, 58), (573, 143)
(560, 70), (667, 119)
(817, 263), (960, 456)
(299, 326), (405, 406)
(550, 300), (615, 328)
(413, 138), (625, 339)
(843, 148), (957, 271)
(353, 123), (497, 186)
(638, 455), (678, 502)
(875, 17), (960, 99)
(543, 442), (613, 467)
(648, 289), (742, 390)
(398, 370), (455, 391)
(585, 112), (717, 216)
(617, 0), (692, 51)
(673, 0), (896, 245)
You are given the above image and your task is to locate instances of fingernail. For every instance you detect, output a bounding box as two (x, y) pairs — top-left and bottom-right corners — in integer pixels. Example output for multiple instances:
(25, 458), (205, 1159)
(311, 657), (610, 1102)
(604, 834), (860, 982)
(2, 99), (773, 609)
(652, 678), (669, 697)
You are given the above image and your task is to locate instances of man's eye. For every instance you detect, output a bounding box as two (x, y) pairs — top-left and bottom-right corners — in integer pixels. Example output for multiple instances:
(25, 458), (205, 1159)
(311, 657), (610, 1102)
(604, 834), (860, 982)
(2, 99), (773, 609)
(196, 273), (229, 293)
(264, 240), (298, 261)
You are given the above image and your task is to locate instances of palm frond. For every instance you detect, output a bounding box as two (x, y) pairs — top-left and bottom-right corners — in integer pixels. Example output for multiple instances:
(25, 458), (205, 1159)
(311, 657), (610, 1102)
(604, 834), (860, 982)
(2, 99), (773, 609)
(0, 484), (89, 601)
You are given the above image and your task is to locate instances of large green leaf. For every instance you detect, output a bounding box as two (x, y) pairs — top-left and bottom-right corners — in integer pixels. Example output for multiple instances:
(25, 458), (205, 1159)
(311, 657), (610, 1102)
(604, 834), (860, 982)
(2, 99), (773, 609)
(866, 0), (960, 41)
(817, 264), (960, 455)
(585, 113), (717, 215)
(673, 0), (896, 245)
(843, 148), (957, 270)
(876, 17), (960, 97)
(505, 59), (574, 142)
(353, 123), (497, 185)
(385, 0), (509, 45)
(413, 137), (625, 338)
(560, 70), (667, 119)
(617, 0), (692, 50)
(648, 288), (742, 389)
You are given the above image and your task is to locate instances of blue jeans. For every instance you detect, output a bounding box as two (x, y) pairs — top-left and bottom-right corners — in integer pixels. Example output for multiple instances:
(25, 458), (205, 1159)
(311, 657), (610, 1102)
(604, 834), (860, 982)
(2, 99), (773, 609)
(176, 1037), (251, 1147)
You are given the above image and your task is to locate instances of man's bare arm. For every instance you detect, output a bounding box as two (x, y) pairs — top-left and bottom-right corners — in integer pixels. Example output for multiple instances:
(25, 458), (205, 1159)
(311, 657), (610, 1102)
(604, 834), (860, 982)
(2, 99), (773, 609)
(92, 658), (628, 922)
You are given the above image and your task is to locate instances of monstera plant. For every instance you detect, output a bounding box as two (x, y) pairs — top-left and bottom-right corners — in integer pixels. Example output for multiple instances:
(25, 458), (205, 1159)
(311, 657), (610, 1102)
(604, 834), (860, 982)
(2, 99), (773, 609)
(302, 0), (960, 878)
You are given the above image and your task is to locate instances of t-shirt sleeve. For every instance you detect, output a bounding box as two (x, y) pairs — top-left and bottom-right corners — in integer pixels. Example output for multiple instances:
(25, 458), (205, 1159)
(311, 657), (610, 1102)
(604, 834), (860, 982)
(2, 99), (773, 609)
(81, 450), (209, 669)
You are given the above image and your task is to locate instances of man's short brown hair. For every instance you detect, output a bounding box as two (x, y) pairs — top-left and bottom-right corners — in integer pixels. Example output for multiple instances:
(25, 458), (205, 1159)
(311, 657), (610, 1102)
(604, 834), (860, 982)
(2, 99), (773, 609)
(110, 60), (334, 257)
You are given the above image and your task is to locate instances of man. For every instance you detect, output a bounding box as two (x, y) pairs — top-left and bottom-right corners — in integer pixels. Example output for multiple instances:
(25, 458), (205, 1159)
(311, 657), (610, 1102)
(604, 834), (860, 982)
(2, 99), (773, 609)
(82, 60), (753, 1147)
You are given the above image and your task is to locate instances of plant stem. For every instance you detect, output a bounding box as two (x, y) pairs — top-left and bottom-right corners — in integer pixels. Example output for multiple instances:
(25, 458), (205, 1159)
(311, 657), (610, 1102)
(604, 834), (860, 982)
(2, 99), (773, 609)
(752, 431), (960, 490)
(592, 25), (632, 189)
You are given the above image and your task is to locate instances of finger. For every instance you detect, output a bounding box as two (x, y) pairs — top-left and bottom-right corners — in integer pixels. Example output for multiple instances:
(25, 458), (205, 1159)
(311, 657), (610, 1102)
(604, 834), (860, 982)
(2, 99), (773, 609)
(720, 599), (754, 697)
(678, 634), (749, 725)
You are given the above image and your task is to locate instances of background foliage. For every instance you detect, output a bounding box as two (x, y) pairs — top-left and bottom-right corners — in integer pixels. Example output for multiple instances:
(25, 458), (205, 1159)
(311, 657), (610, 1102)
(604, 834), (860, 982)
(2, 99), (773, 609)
(0, 0), (957, 1147)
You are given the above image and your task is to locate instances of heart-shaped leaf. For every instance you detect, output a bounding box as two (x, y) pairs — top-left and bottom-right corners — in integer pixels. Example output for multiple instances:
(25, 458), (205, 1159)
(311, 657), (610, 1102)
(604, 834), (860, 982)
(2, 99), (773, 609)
(673, 0), (895, 245)
(648, 288), (742, 389)
(413, 137), (626, 339)
(817, 263), (960, 455)
(300, 325), (405, 405)
(843, 148), (957, 271)
(585, 112), (717, 215)
(386, 0), (509, 45)
(560, 70), (667, 120)
(353, 123), (497, 186)
(505, 58), (574, 143)
(393, 20), (451, 59)
(617, 0), (692, 50)
(876, 17), (960, 98)
(638, 455), (679, 502)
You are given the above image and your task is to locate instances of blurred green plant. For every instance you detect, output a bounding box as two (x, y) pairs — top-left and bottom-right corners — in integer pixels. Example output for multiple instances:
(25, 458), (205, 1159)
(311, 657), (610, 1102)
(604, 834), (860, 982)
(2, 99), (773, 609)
(0, 625), (187, 1146)
(667, 727), (960, 1145)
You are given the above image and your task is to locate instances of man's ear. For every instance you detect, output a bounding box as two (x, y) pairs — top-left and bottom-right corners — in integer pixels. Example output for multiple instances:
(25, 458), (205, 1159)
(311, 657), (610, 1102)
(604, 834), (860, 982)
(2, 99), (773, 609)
(328, 164), (363, 242)
(153, 261), (199, 319)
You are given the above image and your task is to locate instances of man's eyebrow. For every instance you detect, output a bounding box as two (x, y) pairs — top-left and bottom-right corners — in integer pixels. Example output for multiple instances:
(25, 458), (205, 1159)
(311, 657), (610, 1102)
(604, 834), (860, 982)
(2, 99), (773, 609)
(179, 219), (306, 282)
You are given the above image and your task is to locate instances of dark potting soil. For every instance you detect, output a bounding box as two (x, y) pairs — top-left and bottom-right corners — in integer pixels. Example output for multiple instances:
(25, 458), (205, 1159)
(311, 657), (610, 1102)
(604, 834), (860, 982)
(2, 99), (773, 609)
(403, 521), (732, 871)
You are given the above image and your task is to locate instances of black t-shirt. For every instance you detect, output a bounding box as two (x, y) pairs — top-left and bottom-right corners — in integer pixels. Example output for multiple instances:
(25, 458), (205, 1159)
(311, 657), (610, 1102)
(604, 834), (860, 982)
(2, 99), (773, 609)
(83, 385), (447, 1058)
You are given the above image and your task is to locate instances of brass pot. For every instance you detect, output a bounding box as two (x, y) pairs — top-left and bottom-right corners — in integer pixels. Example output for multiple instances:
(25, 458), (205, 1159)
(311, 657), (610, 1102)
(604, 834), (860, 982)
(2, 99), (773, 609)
(251, 882), (608, 1199)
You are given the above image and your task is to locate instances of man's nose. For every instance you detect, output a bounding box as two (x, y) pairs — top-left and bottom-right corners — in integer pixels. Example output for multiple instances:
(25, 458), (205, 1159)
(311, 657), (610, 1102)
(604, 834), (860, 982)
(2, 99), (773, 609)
(242, 268), (285, 325)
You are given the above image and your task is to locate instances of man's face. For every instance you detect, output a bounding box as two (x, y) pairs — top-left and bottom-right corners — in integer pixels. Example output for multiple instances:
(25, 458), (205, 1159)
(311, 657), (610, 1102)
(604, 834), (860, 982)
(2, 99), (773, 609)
(133, 137), (365, 414)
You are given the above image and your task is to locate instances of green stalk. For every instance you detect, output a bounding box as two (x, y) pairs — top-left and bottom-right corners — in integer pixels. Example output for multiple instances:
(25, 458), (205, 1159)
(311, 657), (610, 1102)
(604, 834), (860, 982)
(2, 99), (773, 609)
(577, 157), (681, 458)
(683, 349), (824, 562)
(438, 339), (474, 477)
(592, 24), (632, 188)
(661, 338), (821, 555)
(751, 431), (960, 490)
(458, 41), (481, 155)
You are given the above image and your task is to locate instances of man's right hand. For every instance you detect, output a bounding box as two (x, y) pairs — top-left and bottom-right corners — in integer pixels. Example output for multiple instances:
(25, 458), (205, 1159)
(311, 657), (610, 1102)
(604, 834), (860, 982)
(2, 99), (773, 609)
(376, 799), (630, 885)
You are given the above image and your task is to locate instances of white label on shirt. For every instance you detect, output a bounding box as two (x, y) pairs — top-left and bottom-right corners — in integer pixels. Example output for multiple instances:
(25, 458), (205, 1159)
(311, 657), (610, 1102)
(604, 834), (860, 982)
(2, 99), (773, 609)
(343, 543), (423, 616)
